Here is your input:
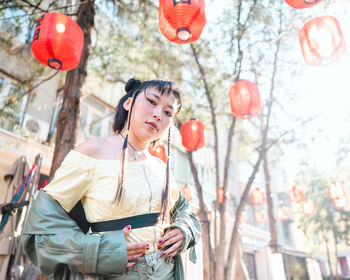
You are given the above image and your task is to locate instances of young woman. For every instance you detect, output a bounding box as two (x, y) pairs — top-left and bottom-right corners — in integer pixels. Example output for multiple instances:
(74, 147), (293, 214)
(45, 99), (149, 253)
(21, 78), (201, 280)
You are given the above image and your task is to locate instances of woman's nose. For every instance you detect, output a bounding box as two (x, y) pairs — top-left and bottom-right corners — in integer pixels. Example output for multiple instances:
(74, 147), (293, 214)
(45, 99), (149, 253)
(153, 107), (161, 120)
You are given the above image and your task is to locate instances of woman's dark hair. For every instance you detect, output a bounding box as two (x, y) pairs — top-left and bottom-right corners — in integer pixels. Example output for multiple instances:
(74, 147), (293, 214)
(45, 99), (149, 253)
(113, 78), (183, 222)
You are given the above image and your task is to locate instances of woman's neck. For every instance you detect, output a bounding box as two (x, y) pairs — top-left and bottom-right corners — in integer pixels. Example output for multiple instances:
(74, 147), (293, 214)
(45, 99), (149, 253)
(120, 131), (147, 151)
(120, 131), (149, 161)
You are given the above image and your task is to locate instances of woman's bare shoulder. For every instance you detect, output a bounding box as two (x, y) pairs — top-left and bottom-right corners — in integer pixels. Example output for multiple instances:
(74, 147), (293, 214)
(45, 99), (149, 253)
(75, 138), (108, 158)
(74, 136), (122, 160)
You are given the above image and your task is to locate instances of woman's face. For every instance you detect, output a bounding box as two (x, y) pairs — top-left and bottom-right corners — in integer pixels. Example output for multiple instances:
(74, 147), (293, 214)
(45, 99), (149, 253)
(124, 87), (179, 145)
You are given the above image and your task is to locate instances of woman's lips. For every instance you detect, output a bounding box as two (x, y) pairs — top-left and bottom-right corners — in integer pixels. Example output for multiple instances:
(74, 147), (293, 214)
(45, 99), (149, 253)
(146, 122), (158, 131)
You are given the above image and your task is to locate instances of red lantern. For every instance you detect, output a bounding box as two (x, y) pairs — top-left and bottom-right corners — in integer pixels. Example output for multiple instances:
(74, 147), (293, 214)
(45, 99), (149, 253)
(328, 181), (345, 199)
(289, 186), (305, 204)
(180, 119), (206, 151)
(299, 16), (346, 66)
(229, 80), (262, 119)
(333, 196), (347, 210)
(218, 187), (229, 204)
(159, 0), (206, 44)
(31, 13), (84, 71)
(277, 206), (289, 221)
(218, 187), (224, 204)
(148, 144), (167, 163)
(181, 185), (193, 201)
(239, 211), (247, 224)
(284, 0), (322, 9)
(255, 210), (266, 223)
(302, 200), (316, 216)
(251, 188), (266, 206)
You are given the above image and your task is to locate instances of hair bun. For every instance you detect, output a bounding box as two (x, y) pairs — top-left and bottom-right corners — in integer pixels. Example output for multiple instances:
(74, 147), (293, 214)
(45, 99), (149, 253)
(125, 78), (141, 93)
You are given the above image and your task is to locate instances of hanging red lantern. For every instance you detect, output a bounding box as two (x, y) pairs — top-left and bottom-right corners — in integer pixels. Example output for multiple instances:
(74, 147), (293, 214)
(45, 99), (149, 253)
(239, 211), (247, 224)
(218, 187), (224, 204)
(181, 185), (193, 201)
(302, 200), (316, 216)
(255, 210), (266, 223)
(180, 118), (206, 151)
(251, 188), (266, 205)
(289, 186), (305, 204)
(277, 206), (289, 221)
(159, 0), (206, 44)
(31, 13), (84, 71)
(218, 187), (229, 204)
(284, 0), (322, 9)
(299, 16), (346, 66)
(148, 144), (167, 163)
(229, 80), (262, 119)
(333, 196), (347, 210)
(328, 181), (345, 199)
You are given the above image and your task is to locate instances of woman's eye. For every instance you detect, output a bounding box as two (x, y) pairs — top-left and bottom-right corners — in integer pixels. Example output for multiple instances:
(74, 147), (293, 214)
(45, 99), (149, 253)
(165, 111), (173, 117)
(147, 98), (156, 105)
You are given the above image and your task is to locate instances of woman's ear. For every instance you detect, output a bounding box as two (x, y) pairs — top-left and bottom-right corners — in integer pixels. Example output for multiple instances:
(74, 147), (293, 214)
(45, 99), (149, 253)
(123, 97), (133, 111)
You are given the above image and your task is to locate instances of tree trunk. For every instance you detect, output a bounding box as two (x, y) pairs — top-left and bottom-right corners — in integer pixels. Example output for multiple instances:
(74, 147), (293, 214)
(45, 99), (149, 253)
(224, 150), (265, 279)
(49, 0), (95, 178)
(325, 236), (334, 279)
(263, 153), (278, 253)
(332, 228), (340, 280)
(186, 151), (214, 280)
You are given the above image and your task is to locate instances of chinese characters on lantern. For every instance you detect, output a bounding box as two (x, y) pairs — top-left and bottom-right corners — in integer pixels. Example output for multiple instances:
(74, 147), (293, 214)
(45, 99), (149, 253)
(31, 13), (84, 71)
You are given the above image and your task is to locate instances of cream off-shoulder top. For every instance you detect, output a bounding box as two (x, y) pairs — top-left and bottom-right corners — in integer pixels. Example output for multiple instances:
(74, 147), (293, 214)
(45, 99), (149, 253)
(44, 150), (180, 253)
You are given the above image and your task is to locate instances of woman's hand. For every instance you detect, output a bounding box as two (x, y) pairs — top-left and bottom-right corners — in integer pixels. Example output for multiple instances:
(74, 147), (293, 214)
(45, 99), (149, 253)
(158, 228), (184, 258)
(122, 225), (149, 268)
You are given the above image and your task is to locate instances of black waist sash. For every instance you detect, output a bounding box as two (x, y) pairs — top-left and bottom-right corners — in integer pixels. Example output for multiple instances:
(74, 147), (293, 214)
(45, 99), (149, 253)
(90, 212), (160, 232)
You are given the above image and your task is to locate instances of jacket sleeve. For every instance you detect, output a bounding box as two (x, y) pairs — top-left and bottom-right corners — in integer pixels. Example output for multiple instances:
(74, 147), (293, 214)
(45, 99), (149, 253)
(166, 191), (202, 263)
(21, 190), (128, 276)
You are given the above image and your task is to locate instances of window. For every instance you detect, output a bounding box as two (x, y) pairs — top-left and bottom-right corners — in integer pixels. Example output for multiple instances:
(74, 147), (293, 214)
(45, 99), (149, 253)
(0, 77), (14, 106)
(339, 257), (350, 277)
(283, 254), (309, 280)
(80, 98), (115, 138)
(0, 74), (29, 130)
(243, 252), (257, 280)
(0, 77), (3, 93)
(89, 112), (102, 137)
(107, 119), (115, 136)
(47, 96), (63, 143)
(0, 8), (32, 43)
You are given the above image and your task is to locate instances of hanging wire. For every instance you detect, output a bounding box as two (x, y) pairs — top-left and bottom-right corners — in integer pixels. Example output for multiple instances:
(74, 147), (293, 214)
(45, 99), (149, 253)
(0, 0), (93, 21)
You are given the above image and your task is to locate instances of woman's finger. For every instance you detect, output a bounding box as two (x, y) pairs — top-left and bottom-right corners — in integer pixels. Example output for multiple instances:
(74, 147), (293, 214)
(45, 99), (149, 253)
(126, 242), (149, 252)
(128, 251), (146, 260)
(160, 229), (177, 243)
(159, 235), (181, 249)
(127, 262), (136, 268)
(122, 225), (132, 237)
(161, 241), (182, 257)
(127, 246), (148, 256)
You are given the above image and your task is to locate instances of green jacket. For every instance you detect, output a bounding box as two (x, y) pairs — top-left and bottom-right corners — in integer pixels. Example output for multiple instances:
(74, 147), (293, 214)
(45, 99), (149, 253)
(21, 190), (201, 279)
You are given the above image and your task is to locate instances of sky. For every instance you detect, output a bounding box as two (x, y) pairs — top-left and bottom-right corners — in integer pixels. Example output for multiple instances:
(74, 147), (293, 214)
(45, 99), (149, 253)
(204, 0), (350, 181)
(285, 0), (350, 178)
